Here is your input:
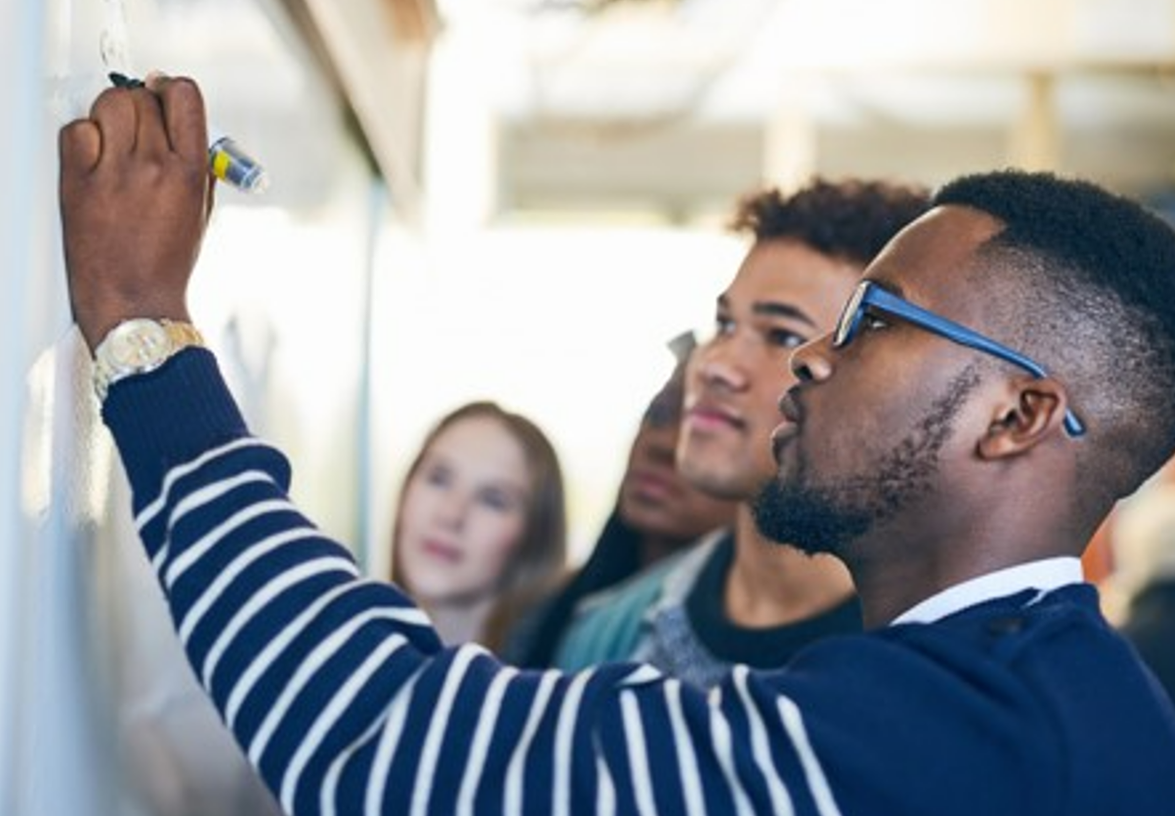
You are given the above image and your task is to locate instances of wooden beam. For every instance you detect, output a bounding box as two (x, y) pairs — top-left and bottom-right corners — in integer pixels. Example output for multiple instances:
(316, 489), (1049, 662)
(383, 0), (441, 44)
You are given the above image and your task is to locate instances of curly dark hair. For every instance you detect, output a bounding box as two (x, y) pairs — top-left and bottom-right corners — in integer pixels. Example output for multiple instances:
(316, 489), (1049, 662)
(934, 169), (1175, 498)
(729, 177), (931, 266)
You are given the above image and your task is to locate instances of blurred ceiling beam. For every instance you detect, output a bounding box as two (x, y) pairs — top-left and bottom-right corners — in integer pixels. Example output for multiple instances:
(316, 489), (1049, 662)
(292, 0), (1175, 219)
(383, 0), (443, 43)
(282, 0), (440, 222)
(1008, 73), (1061, 172)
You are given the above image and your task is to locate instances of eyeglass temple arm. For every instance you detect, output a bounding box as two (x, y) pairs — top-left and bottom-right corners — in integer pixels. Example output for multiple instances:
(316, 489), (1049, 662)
(866, 288), (1086, 437)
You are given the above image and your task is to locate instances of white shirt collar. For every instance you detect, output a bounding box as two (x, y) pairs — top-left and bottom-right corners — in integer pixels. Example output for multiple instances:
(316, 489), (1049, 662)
(890, 557), (1085, 626)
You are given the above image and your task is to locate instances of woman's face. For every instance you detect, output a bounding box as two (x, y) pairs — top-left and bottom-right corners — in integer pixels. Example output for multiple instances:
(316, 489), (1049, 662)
(618, 368), (736, 541)
(396, 415), (533, 607)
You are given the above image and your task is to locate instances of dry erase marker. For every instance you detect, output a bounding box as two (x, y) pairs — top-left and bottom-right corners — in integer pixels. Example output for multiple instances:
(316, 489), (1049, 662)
(207, 130), (269, 194)
(108, 72), (269, 194)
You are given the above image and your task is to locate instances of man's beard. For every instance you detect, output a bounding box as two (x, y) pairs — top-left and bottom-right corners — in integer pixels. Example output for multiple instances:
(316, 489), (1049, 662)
(752, 366), (981, 559)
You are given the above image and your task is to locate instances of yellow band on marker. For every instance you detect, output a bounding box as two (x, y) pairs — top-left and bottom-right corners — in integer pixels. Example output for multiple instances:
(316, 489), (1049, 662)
(210, 148), (233, 182)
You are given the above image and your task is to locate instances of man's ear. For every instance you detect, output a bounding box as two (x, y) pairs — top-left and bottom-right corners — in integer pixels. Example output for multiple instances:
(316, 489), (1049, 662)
(977, 378), (1070, 459)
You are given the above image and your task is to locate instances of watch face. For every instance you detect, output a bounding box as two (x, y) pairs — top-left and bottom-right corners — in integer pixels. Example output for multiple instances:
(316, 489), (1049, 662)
(107, 319), (172, 369)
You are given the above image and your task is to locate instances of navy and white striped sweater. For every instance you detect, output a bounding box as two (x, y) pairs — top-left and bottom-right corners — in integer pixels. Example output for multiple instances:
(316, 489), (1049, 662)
(104, 350), (1175, 815)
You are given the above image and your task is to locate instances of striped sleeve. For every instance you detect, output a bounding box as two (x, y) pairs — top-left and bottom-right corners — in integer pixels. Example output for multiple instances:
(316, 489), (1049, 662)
(103, 350), (845, 816)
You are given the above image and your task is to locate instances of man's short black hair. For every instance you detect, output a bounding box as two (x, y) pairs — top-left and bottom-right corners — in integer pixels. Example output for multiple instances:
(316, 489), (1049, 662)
(934, 169), (1175, 498)
(730, 177), (931, 267)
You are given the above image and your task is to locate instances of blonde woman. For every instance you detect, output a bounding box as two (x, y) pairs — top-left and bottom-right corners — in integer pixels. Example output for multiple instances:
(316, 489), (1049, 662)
(390, 401), (567, 652)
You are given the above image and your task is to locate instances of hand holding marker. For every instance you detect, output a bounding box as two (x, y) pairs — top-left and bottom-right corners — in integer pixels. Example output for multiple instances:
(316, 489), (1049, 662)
(109, 72), (269, 194)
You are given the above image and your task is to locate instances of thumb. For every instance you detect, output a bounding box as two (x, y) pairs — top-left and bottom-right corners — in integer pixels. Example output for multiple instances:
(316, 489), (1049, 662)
(58, 119), (101, 176)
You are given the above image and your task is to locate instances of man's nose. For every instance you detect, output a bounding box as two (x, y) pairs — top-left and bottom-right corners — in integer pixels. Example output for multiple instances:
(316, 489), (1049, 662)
(789, 331), (835, 383)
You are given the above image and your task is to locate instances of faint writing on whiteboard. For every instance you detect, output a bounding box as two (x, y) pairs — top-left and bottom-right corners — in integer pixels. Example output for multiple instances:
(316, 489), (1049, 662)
(100, 0), (133, 73)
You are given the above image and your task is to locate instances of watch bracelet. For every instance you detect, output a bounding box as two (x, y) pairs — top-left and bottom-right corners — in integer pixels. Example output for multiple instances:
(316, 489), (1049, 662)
(92, 319), (206, 402)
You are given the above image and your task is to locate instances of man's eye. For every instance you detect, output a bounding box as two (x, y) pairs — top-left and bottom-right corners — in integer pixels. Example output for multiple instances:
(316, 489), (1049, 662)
(861, 312), (890, 332)
(769, 329), (807, 349)
(714, 316), (735, 336)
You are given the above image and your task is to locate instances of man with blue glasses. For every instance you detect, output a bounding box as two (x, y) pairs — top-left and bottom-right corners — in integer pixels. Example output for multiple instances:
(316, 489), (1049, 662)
(62, 76), (1175, 814)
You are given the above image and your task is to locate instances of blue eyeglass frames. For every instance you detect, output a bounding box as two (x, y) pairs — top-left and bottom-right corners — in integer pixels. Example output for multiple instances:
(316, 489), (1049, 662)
(833, 280), (1086, 438)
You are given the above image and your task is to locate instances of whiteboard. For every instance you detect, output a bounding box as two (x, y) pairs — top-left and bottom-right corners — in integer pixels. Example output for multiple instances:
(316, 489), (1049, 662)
(1, 1), (380, 813)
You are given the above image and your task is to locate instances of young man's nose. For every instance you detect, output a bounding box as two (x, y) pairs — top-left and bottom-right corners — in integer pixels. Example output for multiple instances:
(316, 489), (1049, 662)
(694, 338), (751, 392)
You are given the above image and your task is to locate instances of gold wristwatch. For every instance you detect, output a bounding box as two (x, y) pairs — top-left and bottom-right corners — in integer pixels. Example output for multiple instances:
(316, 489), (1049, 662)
(92, 318), (205, 402)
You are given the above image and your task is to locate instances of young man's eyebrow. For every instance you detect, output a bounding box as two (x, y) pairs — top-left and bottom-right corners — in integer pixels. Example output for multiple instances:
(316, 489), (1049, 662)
(753, 301), (817, 329)
(714, 293), (818, 328)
